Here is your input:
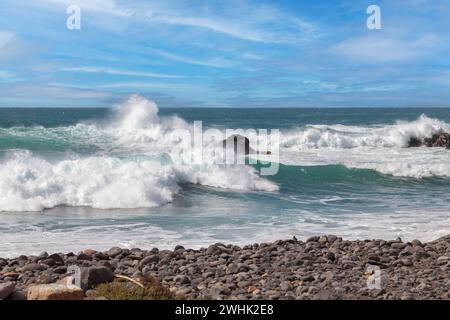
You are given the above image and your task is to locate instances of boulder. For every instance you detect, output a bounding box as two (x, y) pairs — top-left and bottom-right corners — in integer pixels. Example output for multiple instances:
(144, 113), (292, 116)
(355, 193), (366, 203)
(222, 135), (272, 155)
(0, 282), (15, 300)
(105, 247), (122, 258)
(80, 266), (114, 291)
(41, 253), (64, 266)
(27, 284), (84, 300)
(223, 135), (252, 155)
(408, 132), (450, 149)
(424, 132), (450, 148)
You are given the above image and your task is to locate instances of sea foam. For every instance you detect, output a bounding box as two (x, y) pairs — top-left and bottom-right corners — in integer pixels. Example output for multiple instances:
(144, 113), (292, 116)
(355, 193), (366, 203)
(0, 95), (278, 212)
(280, 114), (449, 149)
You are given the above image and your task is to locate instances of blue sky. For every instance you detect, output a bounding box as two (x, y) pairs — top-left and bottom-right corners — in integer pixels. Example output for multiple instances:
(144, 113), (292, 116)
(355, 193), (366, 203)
(1, 0), (450, 107)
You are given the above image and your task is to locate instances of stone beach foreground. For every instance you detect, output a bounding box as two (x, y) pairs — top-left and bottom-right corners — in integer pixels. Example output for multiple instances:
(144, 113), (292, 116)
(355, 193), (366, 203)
(1, 235), (450, 300)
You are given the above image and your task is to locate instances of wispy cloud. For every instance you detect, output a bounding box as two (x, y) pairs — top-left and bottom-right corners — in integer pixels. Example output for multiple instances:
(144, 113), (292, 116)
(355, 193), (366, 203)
(35, 0), (316, 44)
(60, 66), (183, 79)
(0, 31), (15, 48)
(332, 34), (440, 63)
(101, 81), (203, 92)
(149, 49), (234, 68)
(147, 14), (272, 43)
(0, 70), (21, 83)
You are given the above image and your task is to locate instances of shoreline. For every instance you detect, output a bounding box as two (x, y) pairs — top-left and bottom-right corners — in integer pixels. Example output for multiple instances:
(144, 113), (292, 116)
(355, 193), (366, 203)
(1, 234), (450, 300)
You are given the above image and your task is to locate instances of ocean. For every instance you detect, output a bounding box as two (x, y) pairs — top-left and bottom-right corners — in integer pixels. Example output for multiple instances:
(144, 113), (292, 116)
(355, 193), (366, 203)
(1, 96), (450, 257)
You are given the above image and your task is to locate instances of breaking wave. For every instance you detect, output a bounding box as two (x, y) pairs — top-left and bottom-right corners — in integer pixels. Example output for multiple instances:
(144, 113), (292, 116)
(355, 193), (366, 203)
(280, 114), (449, 149)
(0, 95), (278, 212)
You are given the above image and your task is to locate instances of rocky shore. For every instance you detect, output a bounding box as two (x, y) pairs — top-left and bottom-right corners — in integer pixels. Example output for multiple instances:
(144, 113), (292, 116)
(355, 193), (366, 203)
(1, 235), (450, 300)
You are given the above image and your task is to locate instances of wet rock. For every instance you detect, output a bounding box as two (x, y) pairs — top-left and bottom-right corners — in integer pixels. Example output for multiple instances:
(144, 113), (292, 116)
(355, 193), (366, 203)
(408, 132), (450, 149)
(0, 282), (15, 300)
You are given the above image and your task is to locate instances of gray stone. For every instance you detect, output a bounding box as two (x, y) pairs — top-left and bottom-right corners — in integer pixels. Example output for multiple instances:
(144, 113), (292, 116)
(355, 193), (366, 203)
(0, 282), (15, 300)
(391, 242), (407, 249)
(22, 263), (46, 272)
(80, 266), (114, 291)
(174, 275), (191, 285)
(105, 247), (122, 258)
(226, 263), (239, 274)
(306, 236), (319, 243)
(140, 254), (159, 267)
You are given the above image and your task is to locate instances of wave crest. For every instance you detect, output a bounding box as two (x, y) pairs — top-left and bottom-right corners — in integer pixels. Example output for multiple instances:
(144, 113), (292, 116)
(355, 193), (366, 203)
(281, 114), (449, 149)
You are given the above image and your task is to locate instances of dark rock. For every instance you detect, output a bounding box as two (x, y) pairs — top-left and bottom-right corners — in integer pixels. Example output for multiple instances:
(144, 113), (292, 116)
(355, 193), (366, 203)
(140, 254), (159, 267)
(306, 236), (320, 243)
(80, 266), (114, 291)
(226, 263), (239, 274)
(326, 252), (336, 261)
(10, 290), (27, 300)
(206, 245), (221, 255)
(222, 135), (252, 155)
(105, 247), (122, 258)
(301, 275), (315, 282)
(0, 282), (15, 300)
(22, 263), (46, 272)
(174, 275), (191, 285)
(408, 132), (450, 149)
(391, 242), (407, 249)
(77, 253), (92, 261)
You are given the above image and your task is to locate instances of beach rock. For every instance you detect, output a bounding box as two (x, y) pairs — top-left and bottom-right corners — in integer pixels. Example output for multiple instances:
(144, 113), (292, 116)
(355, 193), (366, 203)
(174, 275), (190, 285)
(22, 263), (46, 272)
(27, 284), (84, 300)
(4, 234), (450, 300)
(140, 254), (159, 267)
(10, 290), (27, 300)
(80, 266), (114, 291)
(49, 253), (65, 265)
(408, 132), (450, 149)
(82, 249), (97, 256)
(391, 242), (407, 249)
(206, 245), (222, 255)
(306, 236), (319, 243)
(0, 282), (15, 300)
(400, 292), (415, 300)
(105, 247), (122, 258)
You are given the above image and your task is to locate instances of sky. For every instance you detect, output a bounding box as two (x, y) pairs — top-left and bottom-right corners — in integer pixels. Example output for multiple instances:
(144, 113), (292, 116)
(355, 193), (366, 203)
(0, 0), (450, 108)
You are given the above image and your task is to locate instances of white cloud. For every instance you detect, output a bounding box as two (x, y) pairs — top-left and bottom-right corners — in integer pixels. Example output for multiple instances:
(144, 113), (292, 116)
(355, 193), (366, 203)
(0, 70), (21, 83)
(0, 31), (15, 48)
(60, 66), (182, 79)
(149, 49), (234, 68)
(147, 14), (271, 43)
(332, 34), (439, 63)
(101, 81), (202, 92)
(34, 0), (316, 44)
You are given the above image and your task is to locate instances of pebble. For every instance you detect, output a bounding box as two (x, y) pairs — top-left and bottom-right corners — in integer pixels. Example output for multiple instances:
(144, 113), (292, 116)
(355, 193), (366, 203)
(1, 234), (449, 300)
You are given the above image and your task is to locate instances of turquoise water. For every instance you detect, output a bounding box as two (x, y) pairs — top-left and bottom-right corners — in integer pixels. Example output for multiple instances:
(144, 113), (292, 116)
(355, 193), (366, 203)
(1, 102), (450, 257)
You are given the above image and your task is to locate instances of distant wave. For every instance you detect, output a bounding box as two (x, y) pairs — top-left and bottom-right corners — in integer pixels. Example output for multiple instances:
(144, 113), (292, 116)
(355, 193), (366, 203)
(277, 114), (450, 179)
(280, 114), (450, 149)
